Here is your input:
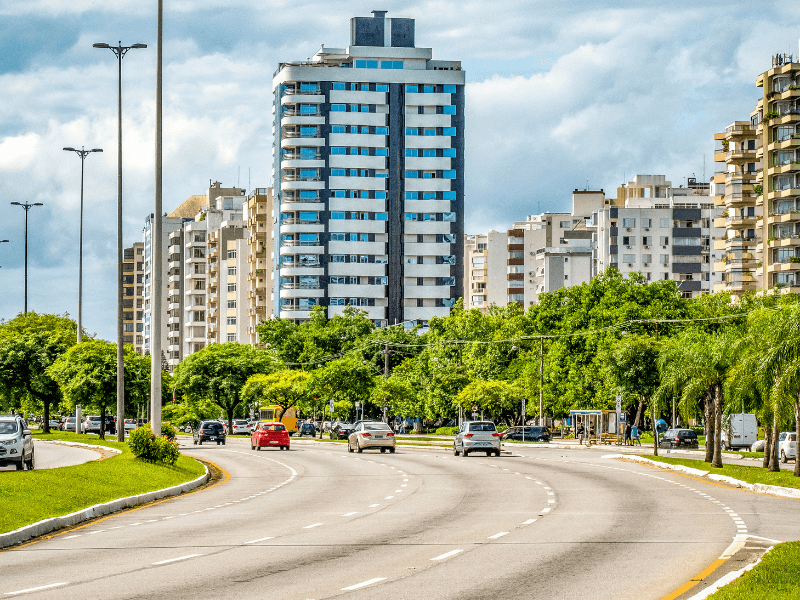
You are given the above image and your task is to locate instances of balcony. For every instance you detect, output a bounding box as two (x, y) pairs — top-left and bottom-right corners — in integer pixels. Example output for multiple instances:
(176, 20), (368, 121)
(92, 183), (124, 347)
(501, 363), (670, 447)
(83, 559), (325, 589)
(769, 209), (800, 222)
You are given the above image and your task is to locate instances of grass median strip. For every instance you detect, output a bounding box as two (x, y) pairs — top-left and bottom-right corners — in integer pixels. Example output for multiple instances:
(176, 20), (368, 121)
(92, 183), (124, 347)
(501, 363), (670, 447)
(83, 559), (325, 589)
(0, 432), (206, 535)
(706, 541), (800, 599)
(641, 455), (800, 488)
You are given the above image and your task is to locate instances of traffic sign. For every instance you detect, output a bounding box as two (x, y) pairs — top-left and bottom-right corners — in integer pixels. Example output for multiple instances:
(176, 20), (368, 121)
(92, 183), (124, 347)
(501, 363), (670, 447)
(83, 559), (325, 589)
(329, 399), (334, 413)
(615, 395), (621, 412)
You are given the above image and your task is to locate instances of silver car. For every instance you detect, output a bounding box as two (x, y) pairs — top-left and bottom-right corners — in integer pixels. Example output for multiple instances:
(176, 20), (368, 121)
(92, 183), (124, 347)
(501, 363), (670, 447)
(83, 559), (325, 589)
(348, 421), (396, 453)
(0, 416), (34, 470)
(454, 421), (502, 457)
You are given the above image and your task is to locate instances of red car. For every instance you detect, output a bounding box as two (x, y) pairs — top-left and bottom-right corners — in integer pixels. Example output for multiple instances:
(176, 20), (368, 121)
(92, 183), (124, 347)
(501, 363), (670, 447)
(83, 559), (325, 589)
(251, 422), (290, 451)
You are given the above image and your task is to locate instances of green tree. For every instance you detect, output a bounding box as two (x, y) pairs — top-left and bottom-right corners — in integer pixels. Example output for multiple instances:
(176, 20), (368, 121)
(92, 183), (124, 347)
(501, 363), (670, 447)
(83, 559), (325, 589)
(604, 334), (661, 437)
(308, 356), (378, 420)
(455, 379), (522, 421)
(241, 370), (311, 421)
(173, 343), (279, 433)
(47, 340), (149, 439)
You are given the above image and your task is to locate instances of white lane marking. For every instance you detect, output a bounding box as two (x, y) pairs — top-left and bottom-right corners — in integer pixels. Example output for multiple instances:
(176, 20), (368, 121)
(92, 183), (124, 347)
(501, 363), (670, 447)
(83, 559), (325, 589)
(152, 554), (203, 565)
(395, 490), (403, 493)
(488, 531), (509, 539)
(400, 484), (407, 487)
(548, 499), (555, 504)
(4, 582), (69, 596)
(541, 508), (551, 513)
(62, 535), (80, 539)
(430, 549), (463, 561)
(128, 523), (142, 526)
(384, 496), (394, 500)
(85, 530), (104, 535)
(369, 503), (380, 507)
(341, 578), (386, 591)
(546, 492), (554, 496)
(303, 523), (324, 529)
(245, 536), (274, 544)
(109, 525), (125, 529)
(145, 519), (158, 523)
(163, 516), (176, 520)
(522, 519), (537, 525)
(343, 512), (358, 516)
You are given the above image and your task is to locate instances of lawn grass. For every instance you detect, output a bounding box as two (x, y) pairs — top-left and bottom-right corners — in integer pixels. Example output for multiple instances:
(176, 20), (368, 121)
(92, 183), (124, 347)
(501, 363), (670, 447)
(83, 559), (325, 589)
(642, 455), (800, 488)
(0, 431), (206, 534)
(707, 542), (800, 599)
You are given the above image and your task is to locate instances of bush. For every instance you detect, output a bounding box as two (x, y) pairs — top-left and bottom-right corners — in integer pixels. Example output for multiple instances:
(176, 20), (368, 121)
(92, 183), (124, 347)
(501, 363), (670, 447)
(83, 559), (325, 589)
(434, 427), (458, 435)
(161, 423), (177, 441)
(128, 427), (180, 466)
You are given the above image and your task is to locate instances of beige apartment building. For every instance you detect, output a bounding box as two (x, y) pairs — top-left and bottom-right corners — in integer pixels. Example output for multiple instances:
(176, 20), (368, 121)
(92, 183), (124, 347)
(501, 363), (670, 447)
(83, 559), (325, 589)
(714, 51), (800, 296)
(245, 189), (274, 344)
(122, 242), (145, 350)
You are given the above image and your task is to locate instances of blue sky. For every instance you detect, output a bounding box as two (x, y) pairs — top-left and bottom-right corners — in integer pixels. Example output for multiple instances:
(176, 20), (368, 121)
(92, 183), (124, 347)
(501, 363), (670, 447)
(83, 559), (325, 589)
(0, 0), (798, 339)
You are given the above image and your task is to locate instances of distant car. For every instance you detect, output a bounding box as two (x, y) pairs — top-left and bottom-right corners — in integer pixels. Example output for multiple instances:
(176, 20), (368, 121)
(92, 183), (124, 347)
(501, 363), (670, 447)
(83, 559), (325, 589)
(454, 421), (501, 457)
(103, 415), (117, 434)
(297, 422), (316, 437)
(0, 415), (34, 470)
(251, 422), (290, 451)
(658, 428), (699, 449)
(348, 421), (396, 454)
(193, 421), (226, 445)
(232, 420), (251, 435)
(84, 415), (103, 434)
(330, 422), (354, 440)
(47, 418), (61, 430)
(502, 426), (550, 442)
(61, 417), (85, 433)
(124, 419), (138, 433)
(779, 432), (797, 463)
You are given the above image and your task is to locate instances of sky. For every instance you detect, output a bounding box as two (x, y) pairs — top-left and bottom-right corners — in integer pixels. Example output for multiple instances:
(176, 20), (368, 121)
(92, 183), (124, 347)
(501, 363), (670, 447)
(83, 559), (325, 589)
(0, 0), (798, 340)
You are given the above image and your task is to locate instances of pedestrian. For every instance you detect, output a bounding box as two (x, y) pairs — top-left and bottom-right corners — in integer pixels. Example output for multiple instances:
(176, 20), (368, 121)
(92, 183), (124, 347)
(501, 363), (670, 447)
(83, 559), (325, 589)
(631, 424), (640, 446)
(625, 423), (632, 446)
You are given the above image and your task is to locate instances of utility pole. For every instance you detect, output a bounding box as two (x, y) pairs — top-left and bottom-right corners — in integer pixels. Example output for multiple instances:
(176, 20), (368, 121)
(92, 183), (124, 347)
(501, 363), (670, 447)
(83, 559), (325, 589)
(10, 201), (43, 313)
(539, 337), (544, 427)
(151, 0), (164, 437)
(383, 342), (389, 378)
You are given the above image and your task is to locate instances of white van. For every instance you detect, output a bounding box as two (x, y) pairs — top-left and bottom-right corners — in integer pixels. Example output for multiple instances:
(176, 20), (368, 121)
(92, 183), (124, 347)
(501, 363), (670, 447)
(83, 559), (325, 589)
(721, 413), (758, 450)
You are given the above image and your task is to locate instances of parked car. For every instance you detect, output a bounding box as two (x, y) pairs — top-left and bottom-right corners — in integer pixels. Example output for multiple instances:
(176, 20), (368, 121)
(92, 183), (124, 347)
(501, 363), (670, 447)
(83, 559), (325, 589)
(47, 418), (61, 430)
(84, 415), (104, 434)
(124, 419), (138, 434)
(61, 417), (85, 433)
(454, 421), (501, 457)
(502, 426), (550, 442)
(721, 413), (757, 450)
(232, 420), (251, 435)
(251, 422), (290, 451)
(297, 422), (317, 437)
(193, 421), (227, 445)
(330, 422), (354, 440)
(347, 421), (396, 453)
(658, 428), (699, 449)
(779, 431), (797, 463)
(0, 415), (34, 470)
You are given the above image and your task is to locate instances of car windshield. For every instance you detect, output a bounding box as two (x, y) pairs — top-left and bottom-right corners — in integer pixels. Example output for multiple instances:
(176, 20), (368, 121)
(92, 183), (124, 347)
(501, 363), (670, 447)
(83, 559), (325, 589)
(364, 423), (391, 431)
(468, 422), (496, 432)
(261, 424), (285, 431)
(664, 429), (679, 437)
(234, 420), (247, 425)
(0, 422), (19, 434)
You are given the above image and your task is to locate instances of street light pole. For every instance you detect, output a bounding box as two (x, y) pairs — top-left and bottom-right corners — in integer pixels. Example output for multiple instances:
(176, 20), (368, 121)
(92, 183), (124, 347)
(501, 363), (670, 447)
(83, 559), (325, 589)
(93, 40), (147, 442)
(151, 0), (164, 437)
(63, 147), (102, 343)
(10, 202), (43, 313)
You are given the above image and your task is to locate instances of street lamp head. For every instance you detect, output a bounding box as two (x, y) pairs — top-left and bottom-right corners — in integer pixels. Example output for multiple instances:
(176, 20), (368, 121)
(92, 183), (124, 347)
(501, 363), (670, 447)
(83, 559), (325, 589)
(0, 240), (9, 243)
(10, 202), (21, 206)
(91, 148), (103, 153)
(132, 43), (147, 49)
(93, 43), (110, 48)
(63, 147), (76, 152)
(33, 203), (43, 206)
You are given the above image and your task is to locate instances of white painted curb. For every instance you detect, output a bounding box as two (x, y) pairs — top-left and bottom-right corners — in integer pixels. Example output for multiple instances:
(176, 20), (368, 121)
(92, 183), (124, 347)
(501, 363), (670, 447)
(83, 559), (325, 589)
(41, 440), (122, 455)
(609, 455), (800, 499)
(0, 463), (209, 549)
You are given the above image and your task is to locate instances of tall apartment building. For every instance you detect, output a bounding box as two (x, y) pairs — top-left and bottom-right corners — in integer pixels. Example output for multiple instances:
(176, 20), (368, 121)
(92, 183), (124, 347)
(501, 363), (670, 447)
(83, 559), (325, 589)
(593, 175), (724, 298)
(245, 189), (274, 344)
(713, 51), (800, 296)
(206, 209), (246, 346)
(273, 10), (465, 327)
(121, 243), (144, 350)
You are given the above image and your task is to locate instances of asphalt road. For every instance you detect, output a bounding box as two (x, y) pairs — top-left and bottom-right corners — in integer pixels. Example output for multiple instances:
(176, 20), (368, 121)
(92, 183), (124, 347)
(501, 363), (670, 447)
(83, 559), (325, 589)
(0, 441), (101, 472)
(1, 438), (798, 599)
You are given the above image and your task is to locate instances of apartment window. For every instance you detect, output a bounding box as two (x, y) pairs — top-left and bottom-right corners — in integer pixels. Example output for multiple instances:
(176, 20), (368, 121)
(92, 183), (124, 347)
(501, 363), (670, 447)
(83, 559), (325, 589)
(331, 104), (346, 112)
(623, 218), (636, 228)
(406, 128), (418, 136)
(659, 218), (670, 228)
(559, 221), (570, 228)
(194, 280), (205, 290)
(659, 236), (669, 246)
(227, 317), (236, 326)
(642, 218), (652, 228)
(227, 300), (236, 309)
(193, 311), (205, 322)
(660, 254), (670, 265)
(673, 237), (699, 246)
(622, 236), (634, 246)
(226, 334), (237, 343)
(227, 266), (237, 276)
(622, 254), (636, 263)
(330, 255), (345, 263)
(331, 233), (345, 241)
(227, 283), (237, 292)
(643, 254), (652, 264)
(642, 236), (651, 246)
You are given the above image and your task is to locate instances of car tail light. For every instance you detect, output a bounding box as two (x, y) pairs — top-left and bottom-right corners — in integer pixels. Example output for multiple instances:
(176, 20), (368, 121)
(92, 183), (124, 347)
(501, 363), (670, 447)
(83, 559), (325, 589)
(362, 432), (371, 437)
(492, 433), (500, 437)
(387, 432), (395, 437)
(464, 433), (474, 438)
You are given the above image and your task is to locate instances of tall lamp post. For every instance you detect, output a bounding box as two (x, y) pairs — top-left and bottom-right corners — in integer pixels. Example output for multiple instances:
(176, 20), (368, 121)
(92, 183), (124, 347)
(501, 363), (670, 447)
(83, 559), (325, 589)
(0, 239), (9, 272)
(63, 147), (103, 343)
(10, 202), (43, 313)
(93, 40), (147, 442)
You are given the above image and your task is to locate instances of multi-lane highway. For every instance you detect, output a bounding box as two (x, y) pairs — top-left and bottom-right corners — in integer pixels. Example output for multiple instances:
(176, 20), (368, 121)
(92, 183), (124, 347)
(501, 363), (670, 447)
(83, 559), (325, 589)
(2, 437), (797, 599)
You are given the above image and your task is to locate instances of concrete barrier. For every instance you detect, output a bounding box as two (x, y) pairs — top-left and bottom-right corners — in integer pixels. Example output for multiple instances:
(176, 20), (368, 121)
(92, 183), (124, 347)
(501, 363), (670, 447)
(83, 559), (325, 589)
(0, 464), (209, 549)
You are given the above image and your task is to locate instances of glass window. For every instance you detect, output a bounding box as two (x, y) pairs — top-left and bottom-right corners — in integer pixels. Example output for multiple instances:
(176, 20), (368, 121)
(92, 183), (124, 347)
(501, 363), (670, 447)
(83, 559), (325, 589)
(642, 218), (652, 228)
(423, 128), (436, 136)
(332, 82), (345, 90)
(331, 190), (345, 198)
(443, 212), (456, 222)
(381, 61), (393, 69)
(376, 84), (388, 92)
(443, 84), (456, 93)
(442, 191), (456, 200)
(406, 192), (418, 200)
(442, 127), (456, 136)
(360, 126), (369, 134)
(227, 266), (237, 275)
(330, 255), (345, 263)
(406, 128), (417, 136)
(443, 170), (456, 179)
(299, 168), (317, 178)
(375, 148), (387, 156)
(442, 148), (456, 157)
(331, 125), (345, 134)
(659, 218), (671, 228)
(227, 249), (236, 259)
(331, 211), (345, 219)
(622, 254), (636, 263)
(623, 218), (636, 228)
(299, 104), (317, 115)
(423, 192), (436, 200)
(405, 170), (418, 178)
(331, 147), (345, 155)
(406, 85), (418, 93)
(375, 191), (386, 199)
(331, 233), (345, 241)
(349, 104), (358, 112)
(331, 169), (345, 176)
(375, 212), (388, 221)
(349, 147), (358, 155)
(360, 105), (370, 112)
(423, 85), (434, 93)
(299, 211), (317, 221)
(299, 233), (318, 242)
(405, 213), (418, 221)
(331, 104), (346, 112)
(376, 127), (388, 135)
(659, 236), (669, 245)
(443, 105), (456, 115)
(423, 171), (434, 179)
(405, 149), (418, 157)
(227, 283), (236, 292)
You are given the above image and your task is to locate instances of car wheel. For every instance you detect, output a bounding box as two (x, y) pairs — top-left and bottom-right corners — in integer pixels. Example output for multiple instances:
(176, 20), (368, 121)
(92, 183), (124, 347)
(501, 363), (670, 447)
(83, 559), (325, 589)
(198, 440), (202, 445)
(461, 449), (468, 457)
(495, 450), (501, 457)
(222, 441), (226, 445)
(486, 451), (491, 456)
(380, 448), (386, 453)
(348, 443), (354, 453)
(15, 459), (24, 471)
(356, 442), (363, 454)
(27, 452), (34, 470)
(389, 447), (395, 454)
(251, 444), (255, 450)
(781, 450), (787, 463)
(454, 446), (459, 456)
(193, 439), (197, 445)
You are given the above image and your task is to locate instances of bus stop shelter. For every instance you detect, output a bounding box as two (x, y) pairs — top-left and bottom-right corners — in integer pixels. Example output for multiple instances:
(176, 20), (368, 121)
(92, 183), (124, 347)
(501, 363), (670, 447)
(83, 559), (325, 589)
(569, 409), (622, 445)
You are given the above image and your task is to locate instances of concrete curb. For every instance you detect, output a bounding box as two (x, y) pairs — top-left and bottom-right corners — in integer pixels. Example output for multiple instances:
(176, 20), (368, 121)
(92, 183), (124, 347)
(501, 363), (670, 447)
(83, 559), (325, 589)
(0, 463), (209, 549)
(609, 455), (800, 499)
(40, 440), (122, 455)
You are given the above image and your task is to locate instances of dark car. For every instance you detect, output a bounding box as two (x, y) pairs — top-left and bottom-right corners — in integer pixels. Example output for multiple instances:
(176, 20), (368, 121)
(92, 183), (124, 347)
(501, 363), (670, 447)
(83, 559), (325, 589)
(297, 422), (317, 437)
(103, 415), (117, 434)
(193, 421), (227, 445)
(502, 426), (550, 442)
(330, 422), (355, 440)
(659, 428), (699, 449)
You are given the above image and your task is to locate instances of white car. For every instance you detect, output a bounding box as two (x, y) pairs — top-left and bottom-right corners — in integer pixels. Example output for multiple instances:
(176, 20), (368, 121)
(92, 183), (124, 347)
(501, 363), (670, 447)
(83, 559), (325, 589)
(124, 419), (138, 434)
(0, 416), (34, 470)
(454, 421), (502, 457)
(779, 431), (797, 463)
(232, 420), (251, 435)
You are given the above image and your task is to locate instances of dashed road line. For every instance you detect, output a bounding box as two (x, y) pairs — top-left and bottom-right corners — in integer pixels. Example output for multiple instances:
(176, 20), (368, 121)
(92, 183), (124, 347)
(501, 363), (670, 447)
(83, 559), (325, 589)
(488, 531), (509, 539)
(341, 578), (386, 591)
(152, 554), (203, 565)
(4, 583), (69, 596)
(431, 549), (463, 561)
(245, 536), (274, 544)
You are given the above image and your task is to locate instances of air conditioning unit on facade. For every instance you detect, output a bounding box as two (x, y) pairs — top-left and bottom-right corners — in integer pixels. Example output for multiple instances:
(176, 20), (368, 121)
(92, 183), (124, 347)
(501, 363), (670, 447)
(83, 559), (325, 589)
(644, 245), (650, 249)
(644, 228), (650, 231)
(626, 228), (632, 232)
(627, 263), (633, 267)
(662, 245), (668, 249)
(644, 263), (650, 267)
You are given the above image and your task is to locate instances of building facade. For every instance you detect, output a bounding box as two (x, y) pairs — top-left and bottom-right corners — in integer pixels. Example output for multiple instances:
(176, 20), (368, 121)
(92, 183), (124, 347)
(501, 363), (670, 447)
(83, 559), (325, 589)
(122, 243), (144, 350)
(273, 10), (465, 327)
(245, 189), (274, 344)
